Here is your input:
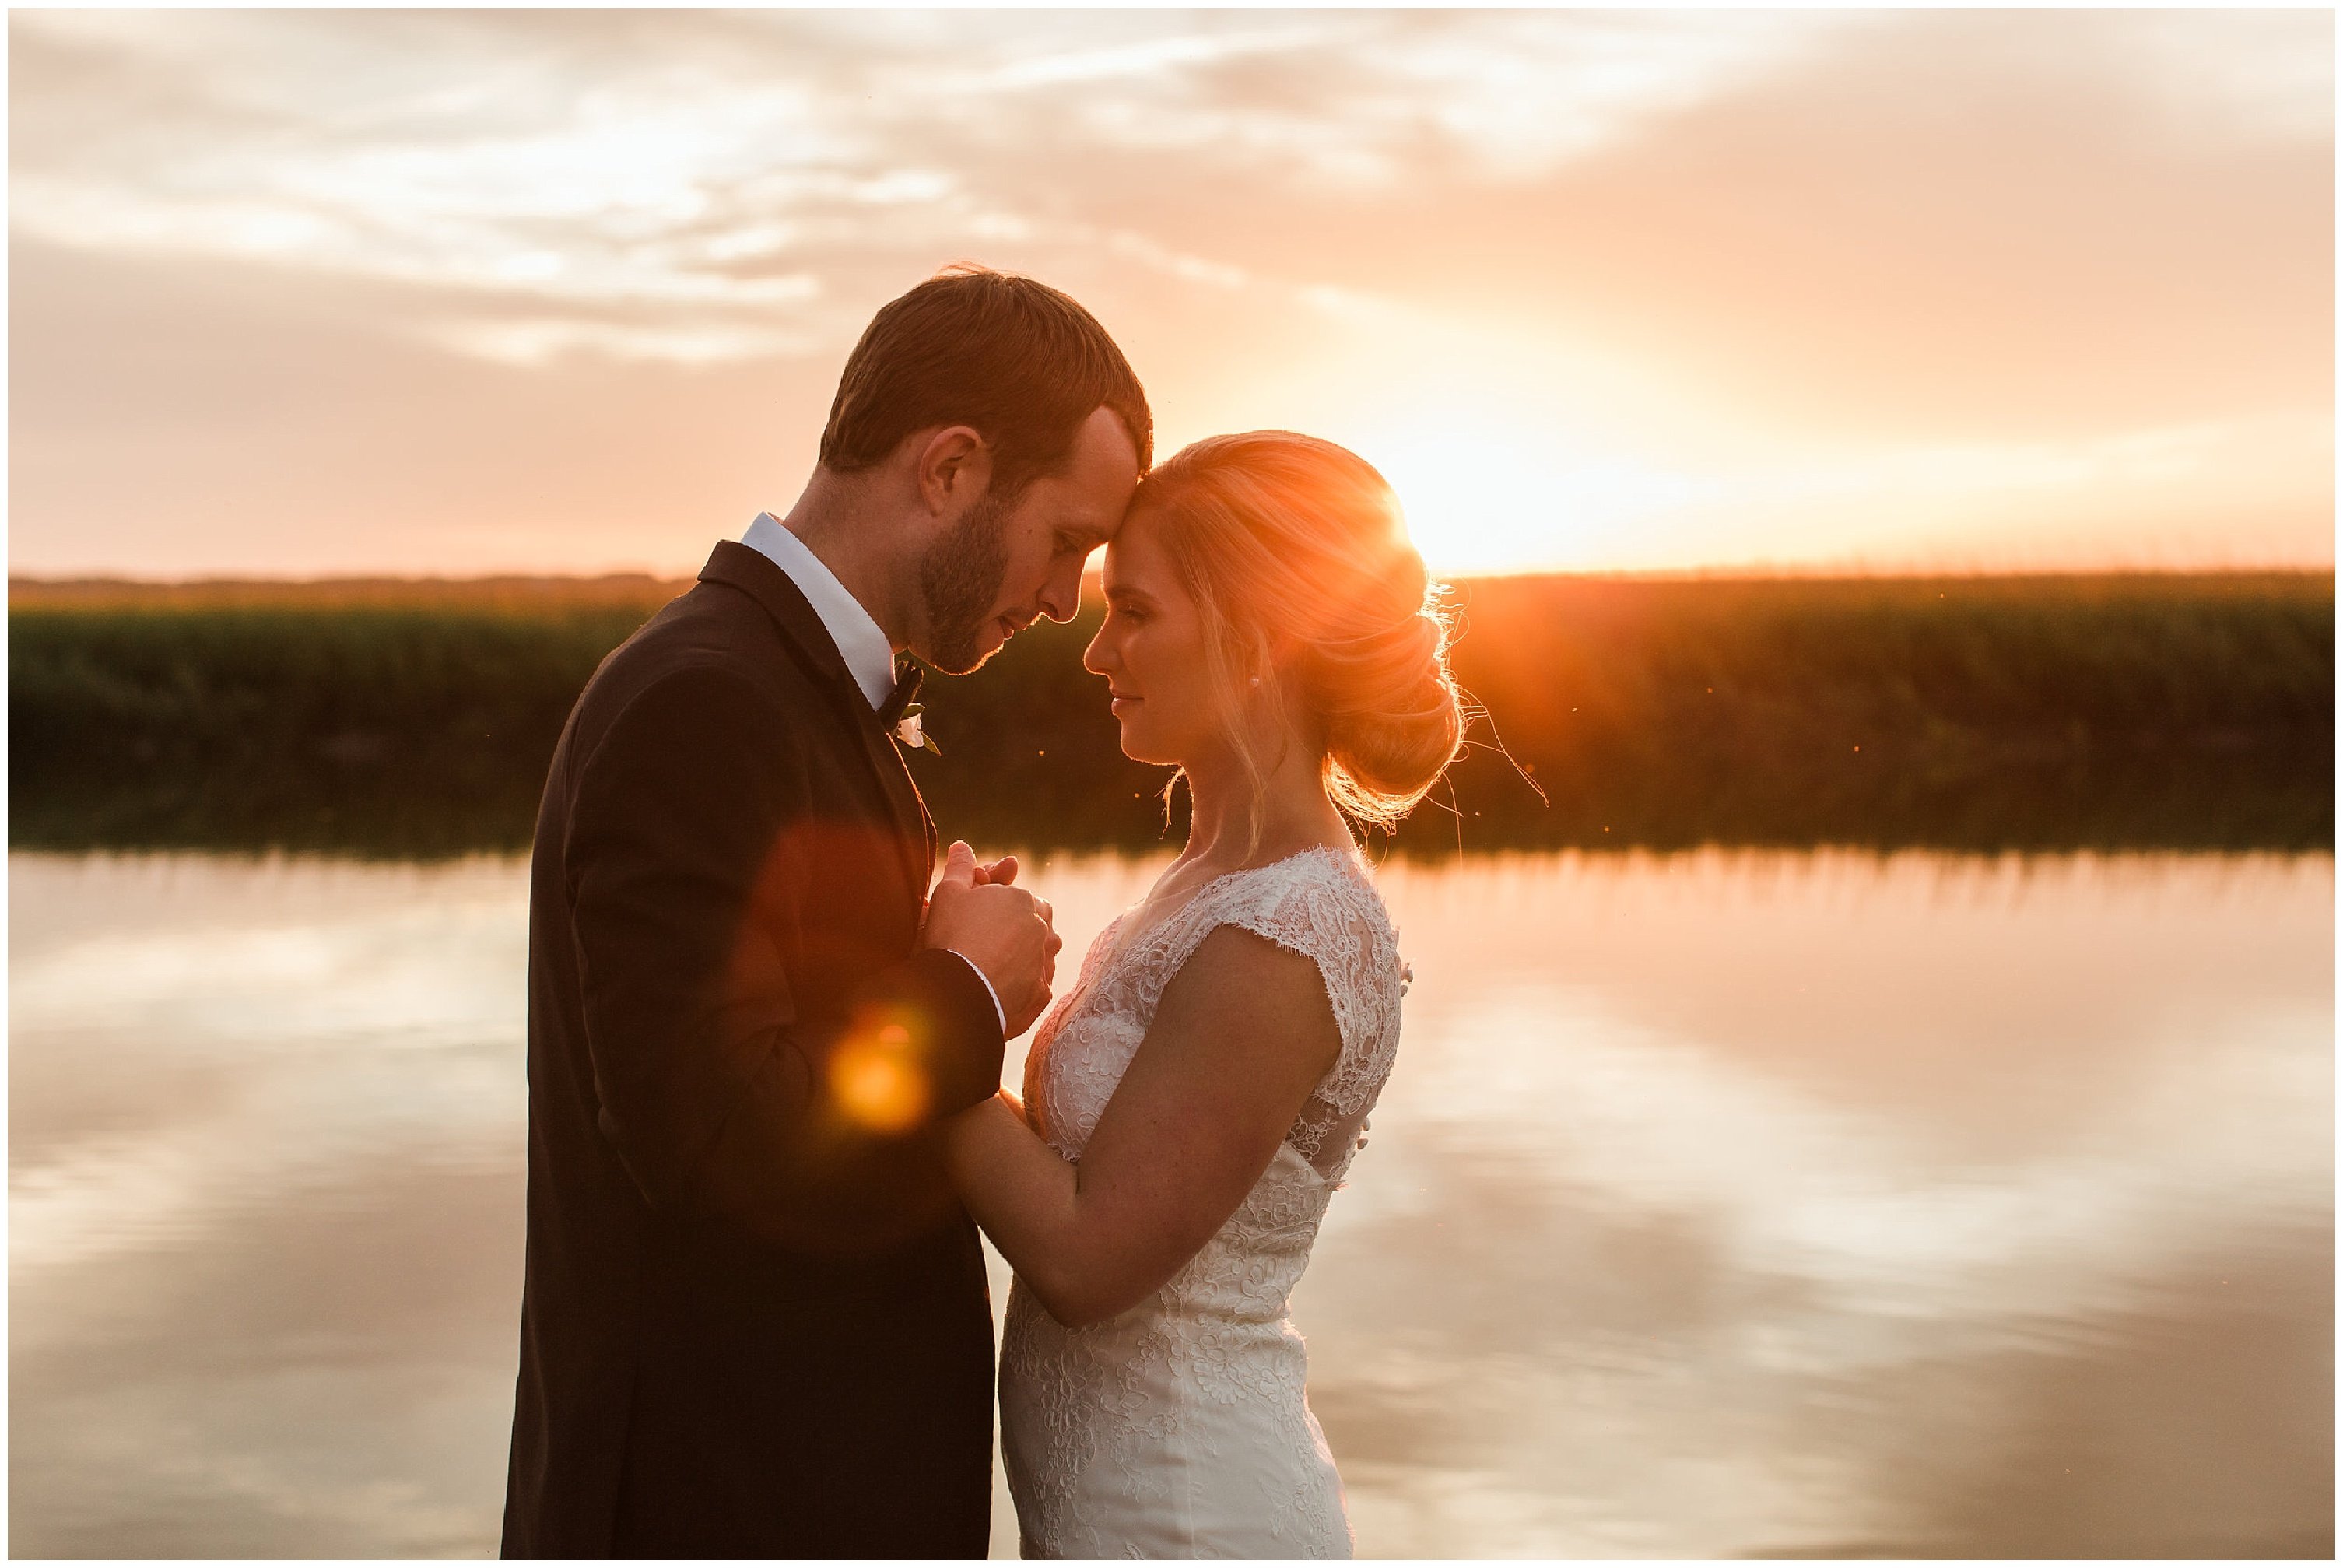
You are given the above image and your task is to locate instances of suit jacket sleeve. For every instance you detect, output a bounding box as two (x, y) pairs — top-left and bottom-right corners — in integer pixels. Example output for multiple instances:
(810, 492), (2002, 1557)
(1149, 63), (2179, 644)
(562, 660), (1005, 1233)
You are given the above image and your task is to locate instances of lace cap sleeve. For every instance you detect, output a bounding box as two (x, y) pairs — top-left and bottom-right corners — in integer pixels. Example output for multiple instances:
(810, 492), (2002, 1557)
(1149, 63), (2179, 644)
(1205, 851), (1406, 1149)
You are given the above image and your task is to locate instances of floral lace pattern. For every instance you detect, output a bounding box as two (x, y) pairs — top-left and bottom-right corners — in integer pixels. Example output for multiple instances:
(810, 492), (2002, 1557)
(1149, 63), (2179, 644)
(999, 845), (1408, 1559)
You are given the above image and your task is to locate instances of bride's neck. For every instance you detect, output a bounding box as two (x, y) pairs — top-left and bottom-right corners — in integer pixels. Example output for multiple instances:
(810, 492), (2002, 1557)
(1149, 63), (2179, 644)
(1178, 732), (1349, 871)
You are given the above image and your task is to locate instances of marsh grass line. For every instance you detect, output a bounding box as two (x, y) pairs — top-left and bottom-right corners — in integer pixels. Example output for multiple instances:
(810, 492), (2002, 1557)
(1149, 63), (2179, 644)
(9, 571), (2331, 858)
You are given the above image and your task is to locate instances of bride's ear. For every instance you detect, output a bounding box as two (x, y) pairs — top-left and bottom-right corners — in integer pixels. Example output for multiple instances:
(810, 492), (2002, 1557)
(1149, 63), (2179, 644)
(1253, 644), (1318, 731)
(1259, 633), (1310, 690)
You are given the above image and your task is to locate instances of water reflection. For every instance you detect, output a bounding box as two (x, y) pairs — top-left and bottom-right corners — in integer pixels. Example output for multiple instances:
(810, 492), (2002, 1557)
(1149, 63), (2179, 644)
(9, 851), (2332, 1558)
(1303, 852), (2333, 1558)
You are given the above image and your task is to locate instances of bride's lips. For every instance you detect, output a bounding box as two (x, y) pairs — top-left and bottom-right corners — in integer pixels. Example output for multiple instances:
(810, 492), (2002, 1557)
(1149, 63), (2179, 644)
(1109, 690), (1141, 714)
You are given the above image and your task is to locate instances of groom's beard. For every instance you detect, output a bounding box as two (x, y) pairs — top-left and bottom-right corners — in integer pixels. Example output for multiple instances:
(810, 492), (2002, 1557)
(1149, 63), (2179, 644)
(917, 488), (1012, 675)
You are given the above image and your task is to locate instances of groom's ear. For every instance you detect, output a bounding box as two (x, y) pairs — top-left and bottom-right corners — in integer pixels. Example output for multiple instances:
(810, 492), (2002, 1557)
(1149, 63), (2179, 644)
(914, 425), (995, 517)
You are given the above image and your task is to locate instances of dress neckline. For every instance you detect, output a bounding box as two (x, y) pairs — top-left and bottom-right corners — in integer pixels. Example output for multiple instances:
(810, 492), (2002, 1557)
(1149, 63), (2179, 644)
(1115, 841), (1359, 945)
(1056, 842), (1365, 1026)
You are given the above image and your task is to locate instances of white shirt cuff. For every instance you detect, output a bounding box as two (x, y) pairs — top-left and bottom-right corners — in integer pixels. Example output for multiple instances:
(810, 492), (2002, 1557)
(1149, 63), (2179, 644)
(944, 949), (1008, 1037)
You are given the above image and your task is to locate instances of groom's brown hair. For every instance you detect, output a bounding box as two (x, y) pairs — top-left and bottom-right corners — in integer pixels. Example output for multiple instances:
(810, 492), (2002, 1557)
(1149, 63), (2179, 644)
(820, 265), (1153, 499)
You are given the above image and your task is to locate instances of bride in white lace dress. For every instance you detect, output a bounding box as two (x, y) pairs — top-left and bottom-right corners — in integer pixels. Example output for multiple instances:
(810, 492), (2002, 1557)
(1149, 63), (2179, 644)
(942, 431), (1466, 1558)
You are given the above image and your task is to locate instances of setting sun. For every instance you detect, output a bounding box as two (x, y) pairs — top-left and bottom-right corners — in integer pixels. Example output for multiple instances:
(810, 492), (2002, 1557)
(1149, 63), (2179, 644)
(1358, 414), (1719, 579)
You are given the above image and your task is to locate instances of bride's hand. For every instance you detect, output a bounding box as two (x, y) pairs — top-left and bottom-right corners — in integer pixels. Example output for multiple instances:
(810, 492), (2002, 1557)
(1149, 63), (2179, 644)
(967, 853), (1058, 1035)
(926, 843), (1060, 1038)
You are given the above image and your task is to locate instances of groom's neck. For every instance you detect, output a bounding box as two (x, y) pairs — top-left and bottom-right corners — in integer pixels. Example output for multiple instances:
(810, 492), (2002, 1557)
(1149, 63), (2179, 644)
(777, 470), (913, 651)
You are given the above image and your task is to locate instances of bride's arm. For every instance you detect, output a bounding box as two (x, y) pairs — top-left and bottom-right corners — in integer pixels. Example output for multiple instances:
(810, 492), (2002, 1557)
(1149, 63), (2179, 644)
(943, 925), (1341, 1328)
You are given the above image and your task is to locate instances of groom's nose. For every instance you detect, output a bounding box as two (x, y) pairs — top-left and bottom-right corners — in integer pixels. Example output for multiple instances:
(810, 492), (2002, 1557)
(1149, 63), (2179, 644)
(1037, 557), (1082, 623)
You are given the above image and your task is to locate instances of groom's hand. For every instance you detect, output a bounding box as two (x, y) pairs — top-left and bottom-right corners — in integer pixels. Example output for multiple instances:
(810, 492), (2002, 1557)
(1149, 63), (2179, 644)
(925, 841), (1061, 1039)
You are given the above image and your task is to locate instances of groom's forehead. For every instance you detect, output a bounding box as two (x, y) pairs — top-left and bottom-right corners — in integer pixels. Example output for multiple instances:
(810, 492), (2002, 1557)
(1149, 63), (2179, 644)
(1068, 404), (1143, 493)
(1049, 489), (1138, 550)
(1097, 494), (1145, 544)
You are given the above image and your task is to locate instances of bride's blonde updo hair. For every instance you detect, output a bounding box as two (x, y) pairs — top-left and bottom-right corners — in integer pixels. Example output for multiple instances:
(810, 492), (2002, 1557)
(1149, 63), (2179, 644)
(1131, 430), (1466, 834)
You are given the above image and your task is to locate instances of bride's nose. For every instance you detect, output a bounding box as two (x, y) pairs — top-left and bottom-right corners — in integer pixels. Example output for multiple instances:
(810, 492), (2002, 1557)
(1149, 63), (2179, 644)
(1082, 623), (1114, 676)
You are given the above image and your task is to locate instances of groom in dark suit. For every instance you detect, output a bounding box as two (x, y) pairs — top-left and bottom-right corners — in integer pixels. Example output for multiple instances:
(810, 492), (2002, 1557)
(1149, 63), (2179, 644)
(501, 267), (1150, 1558)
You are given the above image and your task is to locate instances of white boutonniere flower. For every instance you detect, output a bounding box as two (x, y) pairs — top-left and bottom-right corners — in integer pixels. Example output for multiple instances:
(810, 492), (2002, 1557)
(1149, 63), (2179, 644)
(895, 703), (940, 756)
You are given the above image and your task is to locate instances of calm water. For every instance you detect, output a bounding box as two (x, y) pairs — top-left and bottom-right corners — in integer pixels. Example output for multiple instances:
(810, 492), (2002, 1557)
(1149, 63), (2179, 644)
(9, 849), (2333, 1558)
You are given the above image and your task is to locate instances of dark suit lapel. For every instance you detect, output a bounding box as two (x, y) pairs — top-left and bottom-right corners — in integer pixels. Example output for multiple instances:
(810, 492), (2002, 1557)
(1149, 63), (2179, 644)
(858, 707), (938, 896)
(698, 540), (933, 897)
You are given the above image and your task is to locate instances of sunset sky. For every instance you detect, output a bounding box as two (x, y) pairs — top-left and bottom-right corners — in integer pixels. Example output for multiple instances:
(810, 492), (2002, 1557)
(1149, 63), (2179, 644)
(9, 8), (2334, 581)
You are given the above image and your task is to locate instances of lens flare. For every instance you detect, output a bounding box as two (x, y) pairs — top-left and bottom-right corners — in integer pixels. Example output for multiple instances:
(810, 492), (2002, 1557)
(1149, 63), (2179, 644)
(827, 1020), (932, 1134)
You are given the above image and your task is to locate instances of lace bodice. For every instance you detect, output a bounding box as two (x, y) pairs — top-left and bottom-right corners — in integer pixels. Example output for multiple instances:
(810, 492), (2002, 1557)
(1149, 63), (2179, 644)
(999, 844), (1409, 1559)
(1024, 843), (1406, 1181)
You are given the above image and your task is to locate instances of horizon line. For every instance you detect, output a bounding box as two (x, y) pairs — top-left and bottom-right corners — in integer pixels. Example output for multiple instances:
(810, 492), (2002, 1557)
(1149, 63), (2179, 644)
(11, 562), (2334, 601)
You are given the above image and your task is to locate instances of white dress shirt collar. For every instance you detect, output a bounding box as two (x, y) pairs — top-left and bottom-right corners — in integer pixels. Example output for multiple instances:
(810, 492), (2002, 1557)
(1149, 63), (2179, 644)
(740, 512), (897, 711)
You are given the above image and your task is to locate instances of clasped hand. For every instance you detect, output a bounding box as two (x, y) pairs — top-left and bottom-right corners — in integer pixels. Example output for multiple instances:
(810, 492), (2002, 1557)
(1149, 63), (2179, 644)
(923, 840), (1062, 1038)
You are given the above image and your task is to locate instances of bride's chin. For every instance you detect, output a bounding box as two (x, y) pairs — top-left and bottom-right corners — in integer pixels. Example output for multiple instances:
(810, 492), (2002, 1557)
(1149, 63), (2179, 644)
(1114, 727), (1175, 768)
